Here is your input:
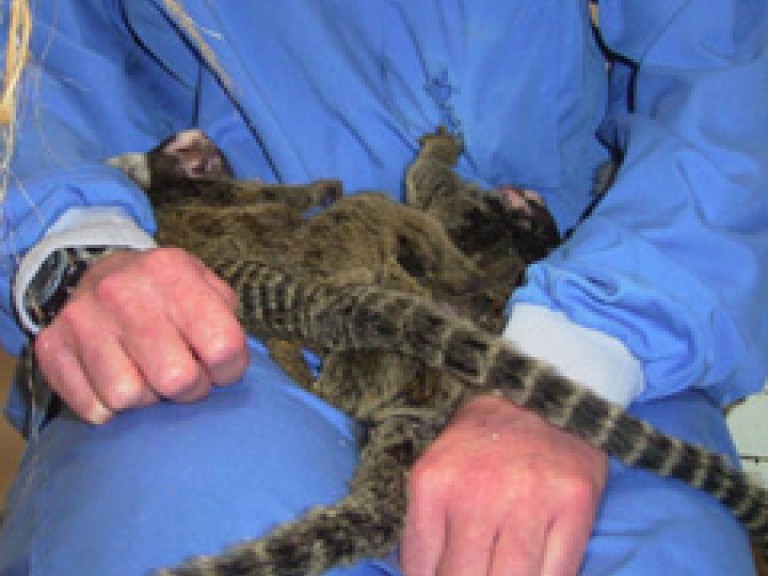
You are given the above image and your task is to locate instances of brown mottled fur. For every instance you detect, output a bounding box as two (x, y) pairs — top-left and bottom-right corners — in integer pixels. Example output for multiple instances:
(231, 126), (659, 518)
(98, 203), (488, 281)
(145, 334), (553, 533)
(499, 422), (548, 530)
(105, 129), (768, 576)
(113, 128), (557, 403)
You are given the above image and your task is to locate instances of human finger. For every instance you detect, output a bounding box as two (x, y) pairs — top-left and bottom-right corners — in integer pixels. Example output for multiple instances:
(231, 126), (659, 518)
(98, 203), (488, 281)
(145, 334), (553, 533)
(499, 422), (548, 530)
(435, 510), (496, 576)
(166, 273), (249, 386)
(46, 294), (164, 414)
(201, 265), (240, 311)
(78, 332), (159, 411)
(538, 484), (600, 576)
(488, 517), (547, 576)
(34, 328), (113, 424)
(116, 308), (212, 403)
(401, 469), (448, 576)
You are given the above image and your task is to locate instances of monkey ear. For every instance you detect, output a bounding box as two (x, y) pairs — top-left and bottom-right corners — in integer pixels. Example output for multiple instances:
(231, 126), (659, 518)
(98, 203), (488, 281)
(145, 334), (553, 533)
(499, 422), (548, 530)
(107, 152), (152, 190)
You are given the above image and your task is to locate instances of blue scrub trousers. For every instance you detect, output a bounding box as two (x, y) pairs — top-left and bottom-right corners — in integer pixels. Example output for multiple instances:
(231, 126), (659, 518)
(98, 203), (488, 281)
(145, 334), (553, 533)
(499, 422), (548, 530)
(0, 340), (757, 575)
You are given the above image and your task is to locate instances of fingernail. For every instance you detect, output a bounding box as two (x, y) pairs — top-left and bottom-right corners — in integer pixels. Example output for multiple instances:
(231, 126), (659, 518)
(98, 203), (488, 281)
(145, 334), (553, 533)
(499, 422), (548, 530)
(88, 402), (113, 425)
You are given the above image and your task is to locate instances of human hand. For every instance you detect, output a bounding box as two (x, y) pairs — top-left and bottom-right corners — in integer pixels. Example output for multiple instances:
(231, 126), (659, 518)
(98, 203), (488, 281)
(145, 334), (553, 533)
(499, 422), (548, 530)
(34, 248), (249, 424)
(402, 394), (607, 576)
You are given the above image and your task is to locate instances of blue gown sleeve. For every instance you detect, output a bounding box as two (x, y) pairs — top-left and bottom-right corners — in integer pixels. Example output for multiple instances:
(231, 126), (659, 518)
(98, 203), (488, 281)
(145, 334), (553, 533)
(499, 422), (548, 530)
(513, 0), (768, 406)
(0, 1), (200, 354)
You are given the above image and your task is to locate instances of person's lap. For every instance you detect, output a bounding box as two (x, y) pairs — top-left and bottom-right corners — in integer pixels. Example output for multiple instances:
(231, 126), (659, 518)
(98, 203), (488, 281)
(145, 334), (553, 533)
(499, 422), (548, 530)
(0, 341), (756, 575)
(582, 394), (756, 575)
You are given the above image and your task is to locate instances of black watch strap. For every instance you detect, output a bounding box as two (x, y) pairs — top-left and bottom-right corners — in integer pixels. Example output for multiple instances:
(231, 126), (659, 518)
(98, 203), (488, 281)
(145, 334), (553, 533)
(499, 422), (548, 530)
(22, 246), (119, 329)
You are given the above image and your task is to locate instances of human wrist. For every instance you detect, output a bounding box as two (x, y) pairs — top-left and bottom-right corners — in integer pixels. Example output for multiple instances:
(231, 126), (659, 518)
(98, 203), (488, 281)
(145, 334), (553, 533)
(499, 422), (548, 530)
(457, 394), (609, 472)
(20, 246), (132, 331)
(13, 207), (156, 334)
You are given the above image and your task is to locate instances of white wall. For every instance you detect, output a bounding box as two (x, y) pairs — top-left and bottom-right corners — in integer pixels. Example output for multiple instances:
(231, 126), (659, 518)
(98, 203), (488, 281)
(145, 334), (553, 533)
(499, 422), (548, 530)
(727, 386), (768, 485)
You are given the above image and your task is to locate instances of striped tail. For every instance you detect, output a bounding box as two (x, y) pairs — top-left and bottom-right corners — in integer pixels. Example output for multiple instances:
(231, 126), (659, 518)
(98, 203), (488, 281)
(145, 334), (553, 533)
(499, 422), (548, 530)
(227, 263), (768, 551)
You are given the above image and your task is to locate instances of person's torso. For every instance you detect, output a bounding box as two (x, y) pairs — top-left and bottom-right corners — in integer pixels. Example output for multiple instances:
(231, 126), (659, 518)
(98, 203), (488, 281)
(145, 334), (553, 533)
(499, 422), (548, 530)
(127, 0), (610, 229)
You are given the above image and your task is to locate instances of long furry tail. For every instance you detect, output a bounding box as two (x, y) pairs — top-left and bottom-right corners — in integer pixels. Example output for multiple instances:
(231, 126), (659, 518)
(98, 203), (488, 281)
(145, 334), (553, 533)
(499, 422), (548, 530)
(226, 263), (768, 553)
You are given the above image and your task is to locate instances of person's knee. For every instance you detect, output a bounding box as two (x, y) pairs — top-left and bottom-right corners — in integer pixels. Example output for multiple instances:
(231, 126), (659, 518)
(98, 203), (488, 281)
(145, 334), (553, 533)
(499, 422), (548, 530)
(584, 462), (755, 576)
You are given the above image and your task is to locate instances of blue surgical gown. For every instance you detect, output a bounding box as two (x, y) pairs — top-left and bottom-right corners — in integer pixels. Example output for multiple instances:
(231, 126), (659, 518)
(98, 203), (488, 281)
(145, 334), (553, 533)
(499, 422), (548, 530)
(0, 1), (766, 574)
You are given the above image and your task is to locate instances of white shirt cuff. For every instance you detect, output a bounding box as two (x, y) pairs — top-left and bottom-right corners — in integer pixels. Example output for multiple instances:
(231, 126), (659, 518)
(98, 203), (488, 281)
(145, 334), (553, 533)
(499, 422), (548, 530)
(13, 207), (157, 334)
(502, 303), (645, 406)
